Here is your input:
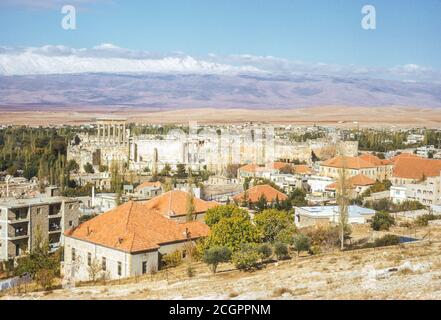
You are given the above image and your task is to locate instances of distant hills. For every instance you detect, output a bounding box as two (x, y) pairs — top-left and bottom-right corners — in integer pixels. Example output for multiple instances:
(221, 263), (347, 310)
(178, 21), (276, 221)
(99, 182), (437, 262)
(1, 72), (441, 109)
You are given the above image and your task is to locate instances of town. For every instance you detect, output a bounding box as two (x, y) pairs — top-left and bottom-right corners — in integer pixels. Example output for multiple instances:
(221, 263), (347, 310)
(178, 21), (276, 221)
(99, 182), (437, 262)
(1, 118), (441, 299)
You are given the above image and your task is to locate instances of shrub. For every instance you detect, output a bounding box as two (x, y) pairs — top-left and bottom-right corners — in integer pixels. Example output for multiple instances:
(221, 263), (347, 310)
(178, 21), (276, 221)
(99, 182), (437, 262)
(371, 211), (395, 231)
(257, 243), (273, 261)
(274, 242), (289, 260)
(232, 244), (261, 271)
(161, 251), (182, 268)
(374, 234), (400, 247)
(205, 216), (261, 252)
(254, 209), (296, 243)
(415, 213), (441, 227)
(204, 205), (250, 227)
(293, 233), (311, 255)
(202, 246), (232, 273)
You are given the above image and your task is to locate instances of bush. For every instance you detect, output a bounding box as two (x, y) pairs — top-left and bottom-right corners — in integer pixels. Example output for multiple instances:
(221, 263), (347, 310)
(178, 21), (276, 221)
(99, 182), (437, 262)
(293, 233), (311, 255)
(202, 246), (232, 273)
(371, 211), (395, 231)
(161, 251), (182, 268)
(257, 243), (273, 261)
(415, 213), (441, 227)
(232, 244), (261, 271)
(374, 234), (400, 247)
(204, 205), (250, 227)
(274, 242), (289, 260)
(254, 209), (296, 243)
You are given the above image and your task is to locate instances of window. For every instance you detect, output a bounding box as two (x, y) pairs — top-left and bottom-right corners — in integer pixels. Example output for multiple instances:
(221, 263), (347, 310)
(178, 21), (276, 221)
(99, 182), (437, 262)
(117, 262), (122, 276)
(102, 257), (107, 271)
(142, 261), (147, 274)
(71, 248), (76, 262)
(36, 208), (41, 214)
(69, 220), (73, 227)
(87, 252), (92, 266)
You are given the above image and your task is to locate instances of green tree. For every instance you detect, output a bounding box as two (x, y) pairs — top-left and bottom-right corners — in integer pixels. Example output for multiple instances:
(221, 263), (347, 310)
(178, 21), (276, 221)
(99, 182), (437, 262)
(202, 246), (232, 273)
(293, 233), (311, 255)
(254, 209), (296, 243)
(274, 242), (289, 260)
(204, 204), (250, 227)
(83, 162), (94, 173)
(232, 243), (262, 271)
(371, 211), (395, 231)
(206, 216), (261, 252)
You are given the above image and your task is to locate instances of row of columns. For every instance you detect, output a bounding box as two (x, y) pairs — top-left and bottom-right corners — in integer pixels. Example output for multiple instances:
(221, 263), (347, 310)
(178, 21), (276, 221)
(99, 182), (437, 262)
(97, 121), (128, 145)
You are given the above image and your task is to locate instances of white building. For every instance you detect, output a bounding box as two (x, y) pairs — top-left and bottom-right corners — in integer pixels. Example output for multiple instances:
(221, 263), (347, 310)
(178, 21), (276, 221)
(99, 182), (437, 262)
(63, 201), (209, 282)
(295, 205), (376, 227)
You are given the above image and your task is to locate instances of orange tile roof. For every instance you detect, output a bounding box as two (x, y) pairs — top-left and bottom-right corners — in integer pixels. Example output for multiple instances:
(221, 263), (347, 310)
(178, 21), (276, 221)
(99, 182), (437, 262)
(321, 155), (375, 169)
(65, 201), (210, 253)
(135, 181), (162, 192)
(391, 152), (421, 162)
(233, 184), (288, 203)
(142, 190), (218, 217)
(326, 174), (375, 190)
(393, 157), (441, 180)
(358, 154), (392, 166)
(270, 162), (290, 170)
(293, 165), (312, 174)
(238, 163), (260, 173)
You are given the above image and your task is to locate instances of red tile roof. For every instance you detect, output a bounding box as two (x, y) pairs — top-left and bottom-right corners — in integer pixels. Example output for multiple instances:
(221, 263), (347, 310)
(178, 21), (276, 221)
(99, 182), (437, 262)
(238, 163), (260, 173)
(65, 201), (210, 253)
(142, 190), (218, 217)
(393, 157), (441, 180)
(135, 181), (162, 192)
(233, 184), (288, 203)
(326, 174), (375, 190)
(358, 154), (392, 166)
(293, 165), (312, 174)
(321, 155), (375, 169)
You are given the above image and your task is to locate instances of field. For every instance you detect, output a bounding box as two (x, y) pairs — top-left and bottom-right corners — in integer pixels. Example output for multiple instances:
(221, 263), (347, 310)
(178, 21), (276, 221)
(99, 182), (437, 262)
(3, 233), (441, 300)
(2, 105), (441, 128)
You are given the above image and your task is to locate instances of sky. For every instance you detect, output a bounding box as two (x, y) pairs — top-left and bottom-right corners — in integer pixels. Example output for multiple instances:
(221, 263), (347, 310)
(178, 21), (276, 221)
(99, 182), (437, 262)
(0, 0), (440, 81)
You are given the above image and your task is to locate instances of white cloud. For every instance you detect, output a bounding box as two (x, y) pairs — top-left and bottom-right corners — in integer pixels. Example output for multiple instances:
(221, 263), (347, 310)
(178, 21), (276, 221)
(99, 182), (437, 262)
(0, 44), (439, 83)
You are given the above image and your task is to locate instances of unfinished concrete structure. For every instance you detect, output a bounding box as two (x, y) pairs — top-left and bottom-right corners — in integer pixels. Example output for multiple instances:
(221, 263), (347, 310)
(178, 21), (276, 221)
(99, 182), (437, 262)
(0, 196), (80, 261)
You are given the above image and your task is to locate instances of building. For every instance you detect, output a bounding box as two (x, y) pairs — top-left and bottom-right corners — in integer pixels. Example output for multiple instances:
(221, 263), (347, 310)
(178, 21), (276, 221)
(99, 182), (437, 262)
(0, 196), (80, 261)
(391, 154), (441, 185)
(142, 190), (218, 222)
(63, 201), (209, 282)
(390, 176), (441, 206)
(233, 184), (288, 204)
(325, 174), (376, 198)
(295, 205), (376, 227)
(319, 154), (393, 181)
(134, 181), (163, 200)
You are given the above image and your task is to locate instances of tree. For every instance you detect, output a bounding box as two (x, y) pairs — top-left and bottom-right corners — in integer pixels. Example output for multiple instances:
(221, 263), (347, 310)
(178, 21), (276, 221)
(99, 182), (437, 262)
(83, 162), (94, 173)
(14, 229), (59, 290)
(290, 188), (307, 207)
(254, 209), (296, 243)
(204, 204), (250, 227)
(160, 163), (172, 177)
(202, 246), (232, 273)
(88, 258), (103, 282)
(257, 243), (273, 262)
(67, 159), (79, 173)
(186, 187), (196, 222)
(293, 233), (311, 255)
(205, 217), (261, 252)
(274, 242), (289, 260)
(336, 158), (350, 250)
(255, 194), (268, 212)
(176, 163), (187, 178)
(371, 211), (395, 231)
(232, 243), (262, 271)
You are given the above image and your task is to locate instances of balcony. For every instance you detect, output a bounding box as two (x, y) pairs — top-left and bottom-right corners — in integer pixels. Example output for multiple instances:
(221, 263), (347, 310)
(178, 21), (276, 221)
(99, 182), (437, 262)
(9, 227), (29, 240)
(49, 222), (61, 233)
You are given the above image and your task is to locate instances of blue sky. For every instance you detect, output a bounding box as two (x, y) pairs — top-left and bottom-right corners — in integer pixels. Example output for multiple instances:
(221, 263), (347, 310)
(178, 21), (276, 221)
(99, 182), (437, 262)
(0, 0), (440, 79)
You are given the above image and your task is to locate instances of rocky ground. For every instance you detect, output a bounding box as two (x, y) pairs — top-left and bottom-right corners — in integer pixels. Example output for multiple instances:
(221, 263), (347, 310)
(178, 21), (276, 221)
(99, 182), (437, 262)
(3, 239), (441, 300)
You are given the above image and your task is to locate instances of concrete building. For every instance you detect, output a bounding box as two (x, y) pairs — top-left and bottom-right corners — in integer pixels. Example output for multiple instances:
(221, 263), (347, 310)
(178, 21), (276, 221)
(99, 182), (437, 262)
(390, 176), (441, 206)
(295, 205), (376, 227)
(0, 196), (80, 261)
(63, 201), (209, 282)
